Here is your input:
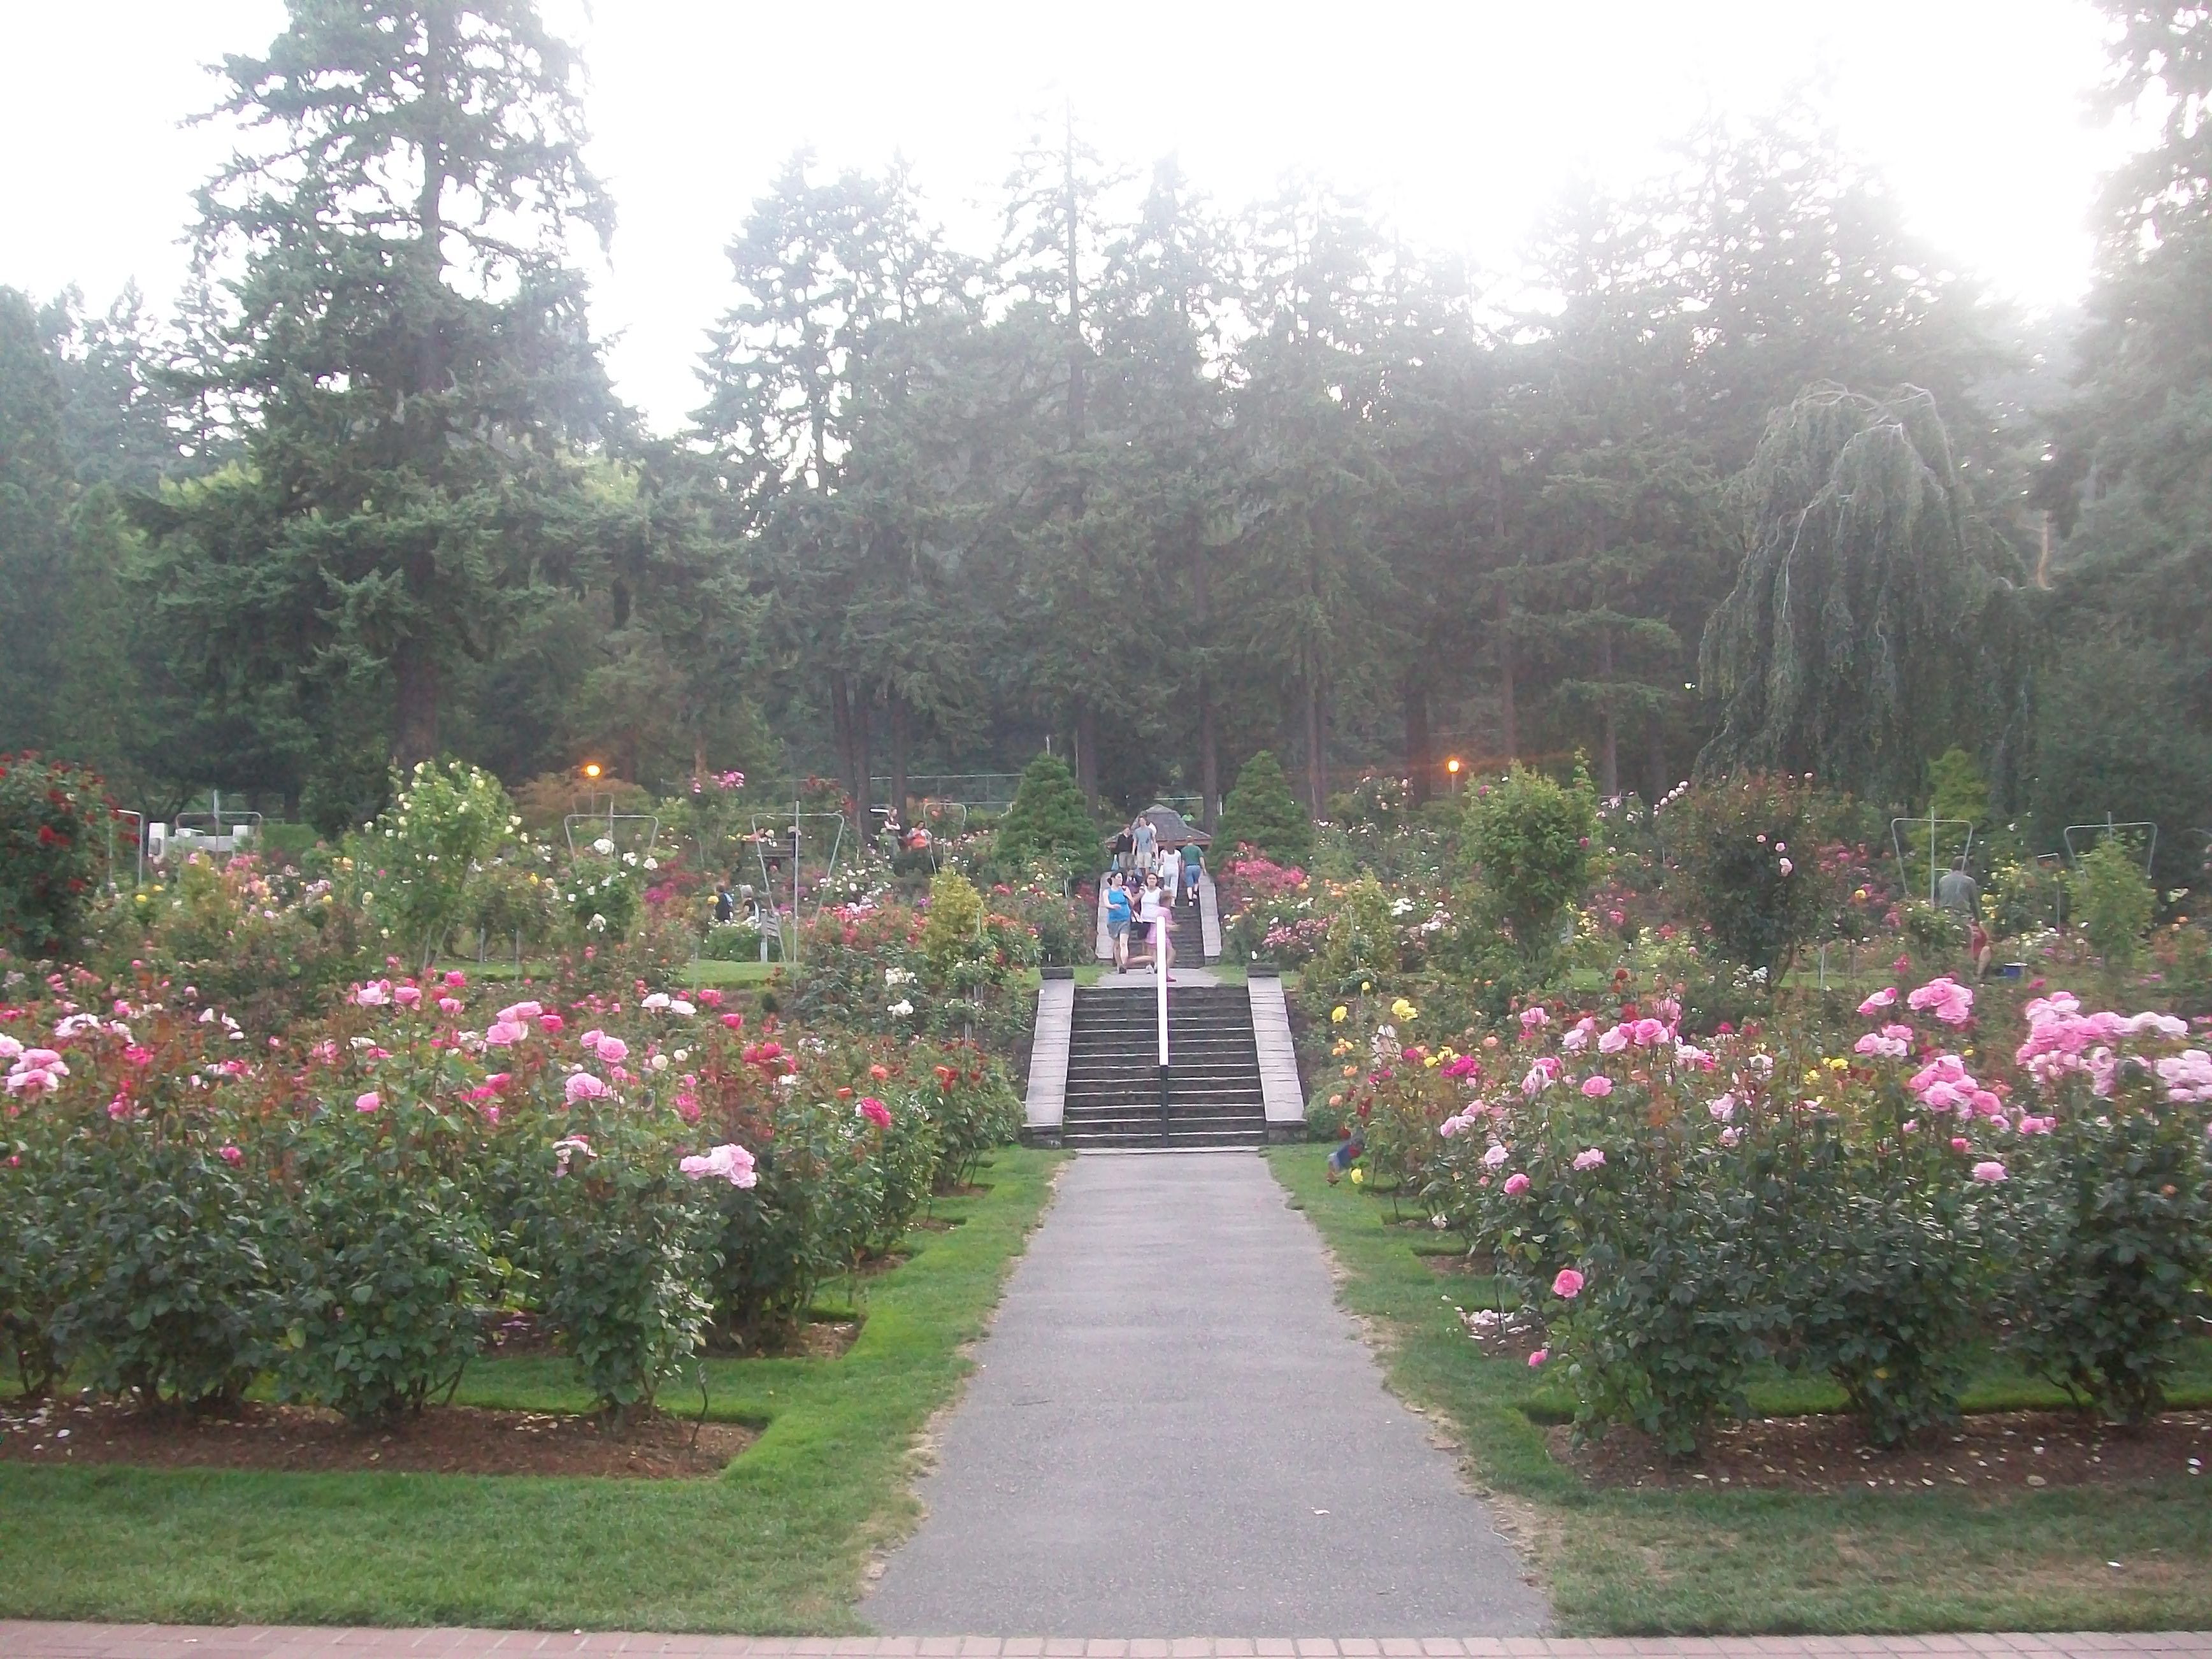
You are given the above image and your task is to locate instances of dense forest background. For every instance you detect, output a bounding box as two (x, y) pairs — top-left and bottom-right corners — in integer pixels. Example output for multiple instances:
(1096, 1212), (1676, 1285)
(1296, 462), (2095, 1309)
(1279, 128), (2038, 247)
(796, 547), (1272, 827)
(2, 0), (2207, 873)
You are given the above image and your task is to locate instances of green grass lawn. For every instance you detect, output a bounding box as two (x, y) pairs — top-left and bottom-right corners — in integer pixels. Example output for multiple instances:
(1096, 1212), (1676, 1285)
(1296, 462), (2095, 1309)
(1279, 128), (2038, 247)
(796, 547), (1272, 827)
(1268, 1146), (2212, 1636)
(438, 954), (782, 988)
(0, 1147), (1064, 1634)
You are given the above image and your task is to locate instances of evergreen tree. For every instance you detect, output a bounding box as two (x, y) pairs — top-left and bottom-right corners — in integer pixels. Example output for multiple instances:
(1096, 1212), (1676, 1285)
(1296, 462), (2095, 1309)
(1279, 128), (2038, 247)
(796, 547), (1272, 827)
(2040, 2), (2212, 735)
(1697, 384), (2035, 807)
(1215, 749), (1311, 866)
(140, 0), (622, 768)
(993, 751), (1099, 875)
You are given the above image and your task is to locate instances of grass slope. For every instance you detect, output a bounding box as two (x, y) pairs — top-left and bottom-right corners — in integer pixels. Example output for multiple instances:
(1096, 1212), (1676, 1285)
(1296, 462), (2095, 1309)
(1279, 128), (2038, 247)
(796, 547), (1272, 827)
(1268, 1145), (2212, 1637)
(0, 1147), (1063, 1633)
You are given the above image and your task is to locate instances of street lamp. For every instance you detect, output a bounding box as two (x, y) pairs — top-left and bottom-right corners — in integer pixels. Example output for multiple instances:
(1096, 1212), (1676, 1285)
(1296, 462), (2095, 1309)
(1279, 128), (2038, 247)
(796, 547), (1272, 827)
(1445, 757), (1463, 793)
(581, 761), (603, 780)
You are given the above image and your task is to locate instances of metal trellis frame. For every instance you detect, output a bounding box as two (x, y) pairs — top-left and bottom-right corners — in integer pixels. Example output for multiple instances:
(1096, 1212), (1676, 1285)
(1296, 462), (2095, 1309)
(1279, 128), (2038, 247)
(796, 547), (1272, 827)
(745, 808), (850, 966)
(2062, 816), (2157, 875)
(1890, 814), (1976, 905)
(562, 812), (661, 858)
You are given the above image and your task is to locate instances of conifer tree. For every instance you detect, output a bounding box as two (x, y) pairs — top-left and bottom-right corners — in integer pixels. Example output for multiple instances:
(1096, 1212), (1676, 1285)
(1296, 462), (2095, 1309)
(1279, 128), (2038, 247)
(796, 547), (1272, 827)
(1215, 749), (1311, 867)
(141, 0), (622, 766)
(993, 751), (1100, 876)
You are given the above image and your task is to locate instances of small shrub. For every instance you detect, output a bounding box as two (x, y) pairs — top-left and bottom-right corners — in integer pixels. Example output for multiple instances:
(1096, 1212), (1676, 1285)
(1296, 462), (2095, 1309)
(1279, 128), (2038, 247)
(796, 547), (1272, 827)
(500, 1089), (716, 1423)
(356, 760), (517, 968)
(1463, 764), (1595, 961)
(1665, 772), (1836, 979)
(272, 1075), (492, 1426)
(1999, 1088), (2212, 1425)
(2069, 837), (2155, 971)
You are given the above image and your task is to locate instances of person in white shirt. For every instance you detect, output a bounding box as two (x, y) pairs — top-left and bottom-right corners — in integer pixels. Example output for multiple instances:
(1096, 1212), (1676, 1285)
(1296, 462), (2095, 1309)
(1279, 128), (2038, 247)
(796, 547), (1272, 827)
(1138, 870), (1174, 979)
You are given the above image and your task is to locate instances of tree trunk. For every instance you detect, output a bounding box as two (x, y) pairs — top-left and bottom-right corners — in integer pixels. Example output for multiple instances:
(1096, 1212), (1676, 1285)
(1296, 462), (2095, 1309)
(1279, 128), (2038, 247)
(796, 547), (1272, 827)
(1062, 107), (1086, 447)
(850, 692), (872, 831)
(1646, 717), (1669, 806)
(1193, 542), (1218, 827)
(830, 672), (855, 802)
(1198, 686), (1219, 829)
(393, 633), (438, 766)
(1597, 626), (1618, 798)
(1497, 582), (1518, 762)
(1075, 701), (1100, 807)
(888, 692), (910, 830)
(1404, 665), (1432, 805)
(1304, 677), (1328, 820)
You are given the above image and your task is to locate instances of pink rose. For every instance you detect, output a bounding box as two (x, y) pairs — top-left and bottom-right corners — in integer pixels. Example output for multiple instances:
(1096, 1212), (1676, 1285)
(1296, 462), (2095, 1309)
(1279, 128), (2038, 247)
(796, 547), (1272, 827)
(219, 1144), (243, 1166)
(1552, 1267), (1585, 1299)
(858, 1096), (893, 1129)
(539, 1014), (565, 1034)
(564, 1072), (611, 1105)
(594, 1037), (628, 1064)
(1971, 1160), (2007, 1183)
(354, 1091), (382, 1114)
(1527, 1349), (1549, 1367)
(1504, 1171), (1530, 1195)
(1581, 1075), (1613, 1098)
(1572, 1147), (1606, 1170)
(393, 984), (422, 1008)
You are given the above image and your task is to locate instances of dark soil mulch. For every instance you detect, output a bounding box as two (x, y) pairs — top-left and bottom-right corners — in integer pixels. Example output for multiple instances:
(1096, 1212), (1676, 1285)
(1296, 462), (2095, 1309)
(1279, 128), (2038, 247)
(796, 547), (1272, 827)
(0, 1396), (754, 1478)
(701, 1314), (864, 1360)
(1553, 1407), (2212, 1493)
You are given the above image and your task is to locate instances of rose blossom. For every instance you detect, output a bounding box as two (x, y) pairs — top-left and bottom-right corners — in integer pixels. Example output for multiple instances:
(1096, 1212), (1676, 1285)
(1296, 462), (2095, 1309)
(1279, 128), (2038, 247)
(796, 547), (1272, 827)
(1552, 1268), (1585, 1298)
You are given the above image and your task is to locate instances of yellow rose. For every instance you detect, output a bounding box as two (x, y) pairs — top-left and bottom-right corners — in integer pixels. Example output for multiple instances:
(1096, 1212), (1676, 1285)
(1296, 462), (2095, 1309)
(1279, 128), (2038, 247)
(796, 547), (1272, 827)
(1349, 1167), (1365, 1185)
(1331, 1005), (1349, 1024)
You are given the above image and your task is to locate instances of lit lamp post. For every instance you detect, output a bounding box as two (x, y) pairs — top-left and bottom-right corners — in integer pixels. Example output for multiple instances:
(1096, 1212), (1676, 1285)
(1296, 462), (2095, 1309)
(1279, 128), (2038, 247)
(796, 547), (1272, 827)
(580, 761), (603, 781)
(1446, 756), (1463, 794)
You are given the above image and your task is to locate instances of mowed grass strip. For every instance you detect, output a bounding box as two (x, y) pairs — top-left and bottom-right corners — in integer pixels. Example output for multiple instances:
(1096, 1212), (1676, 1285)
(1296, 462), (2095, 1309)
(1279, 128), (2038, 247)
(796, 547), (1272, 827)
(0, 1146), (1063, 1634)
(1267, 1145), (2212, 1637)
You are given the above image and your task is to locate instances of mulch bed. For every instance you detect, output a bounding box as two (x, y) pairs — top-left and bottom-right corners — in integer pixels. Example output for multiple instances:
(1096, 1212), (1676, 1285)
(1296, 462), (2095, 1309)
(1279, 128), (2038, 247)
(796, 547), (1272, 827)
(0, 1396), (754, 1477)
(1553, 1407), (2212, 1493)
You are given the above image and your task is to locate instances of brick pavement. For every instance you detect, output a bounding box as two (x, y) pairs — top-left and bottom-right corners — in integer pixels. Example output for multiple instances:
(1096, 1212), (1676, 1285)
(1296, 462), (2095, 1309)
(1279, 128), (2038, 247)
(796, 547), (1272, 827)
(4, 1627), (2210, 1659)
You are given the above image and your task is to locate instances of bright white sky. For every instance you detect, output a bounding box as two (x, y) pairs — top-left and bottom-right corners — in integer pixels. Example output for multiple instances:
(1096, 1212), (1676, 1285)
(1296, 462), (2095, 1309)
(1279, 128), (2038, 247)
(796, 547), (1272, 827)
(2, 0), (2144, 432)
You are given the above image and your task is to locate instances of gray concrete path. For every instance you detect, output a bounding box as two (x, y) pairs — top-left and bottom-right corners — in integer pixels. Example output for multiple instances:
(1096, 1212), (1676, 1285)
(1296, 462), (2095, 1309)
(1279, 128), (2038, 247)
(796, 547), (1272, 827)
(11, 1627), (2211, 1657)
(863, 1155), (1548, 1637)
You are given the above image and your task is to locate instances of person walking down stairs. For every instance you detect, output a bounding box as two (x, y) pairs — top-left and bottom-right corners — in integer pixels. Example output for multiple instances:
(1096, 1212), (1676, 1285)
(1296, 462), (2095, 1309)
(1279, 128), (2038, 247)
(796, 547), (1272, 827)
(1103, 871), (1133, 974)
(1138, 870), (1175, 982)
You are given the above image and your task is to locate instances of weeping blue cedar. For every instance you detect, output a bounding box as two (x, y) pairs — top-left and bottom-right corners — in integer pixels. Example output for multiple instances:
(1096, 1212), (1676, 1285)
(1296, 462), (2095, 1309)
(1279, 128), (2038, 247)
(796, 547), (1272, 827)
(1696, 382), (2036, 808)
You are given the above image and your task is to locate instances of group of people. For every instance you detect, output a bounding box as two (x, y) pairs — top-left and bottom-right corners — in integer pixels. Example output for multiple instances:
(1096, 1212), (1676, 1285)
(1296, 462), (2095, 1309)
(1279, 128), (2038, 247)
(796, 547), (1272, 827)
(1102, 814), (1206, 978)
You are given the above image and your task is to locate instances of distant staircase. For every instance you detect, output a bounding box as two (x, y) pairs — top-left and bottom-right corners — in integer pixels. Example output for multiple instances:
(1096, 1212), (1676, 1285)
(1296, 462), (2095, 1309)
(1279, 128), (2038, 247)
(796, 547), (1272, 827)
(1060, 983), (1267, 1149)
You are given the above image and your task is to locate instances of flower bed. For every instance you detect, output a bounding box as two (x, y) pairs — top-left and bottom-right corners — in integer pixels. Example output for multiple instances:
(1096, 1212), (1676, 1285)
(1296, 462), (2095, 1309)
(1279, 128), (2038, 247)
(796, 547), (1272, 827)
(0, 962), (1021, 1426)
(1327, 974), (2212, 1455)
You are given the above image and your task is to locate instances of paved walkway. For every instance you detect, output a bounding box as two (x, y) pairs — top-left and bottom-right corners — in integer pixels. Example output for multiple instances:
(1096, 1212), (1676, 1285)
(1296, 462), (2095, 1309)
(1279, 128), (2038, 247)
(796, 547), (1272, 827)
(862, 1155), (1548, 1637)
(7, 1625), (2209, 1656)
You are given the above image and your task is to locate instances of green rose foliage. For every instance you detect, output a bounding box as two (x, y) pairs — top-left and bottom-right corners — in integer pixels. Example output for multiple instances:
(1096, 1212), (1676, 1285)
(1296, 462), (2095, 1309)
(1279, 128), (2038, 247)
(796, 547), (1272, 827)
(2069, 837), (2155, 972)
(356, 760), (517, 968)
(271, 1065), (492, 1427)
(1999, 1094), (2212, 1425)
(48, 1115), (275, 1412)
(501, 1094), (717, 1424)
(0, 752), (111, 958)
(1216, 750), (1312, 868)
(707, 1094), (882, 1347)
(0, 1112), (69, 1397)
(1463, 763), (1595, 961)
(1307, 875), (1402, 999)
(1664, 772), (1836, 978)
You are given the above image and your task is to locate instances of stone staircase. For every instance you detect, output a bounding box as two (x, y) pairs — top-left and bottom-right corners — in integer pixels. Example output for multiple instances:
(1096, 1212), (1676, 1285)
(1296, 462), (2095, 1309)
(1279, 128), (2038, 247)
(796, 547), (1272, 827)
(1059, 983), (1268, 1149)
